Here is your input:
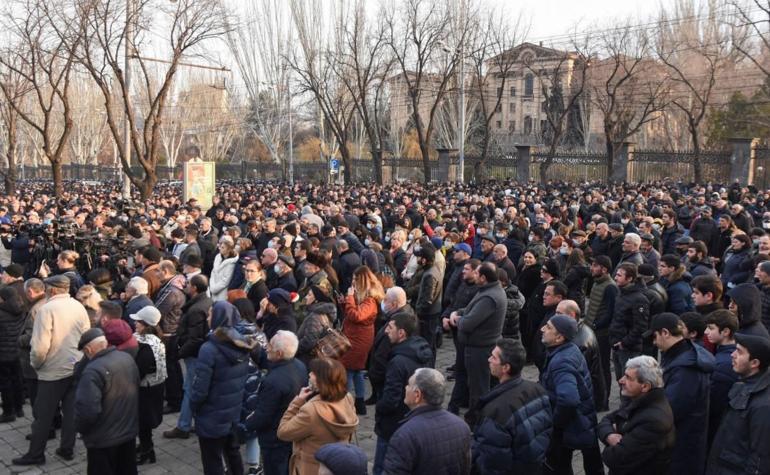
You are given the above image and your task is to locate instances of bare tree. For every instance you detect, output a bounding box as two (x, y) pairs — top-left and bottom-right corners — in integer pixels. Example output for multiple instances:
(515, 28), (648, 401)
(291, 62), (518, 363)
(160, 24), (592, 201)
(159, 77), (188, 169)
(466, 6), (527, 181)
(334, 1), (392, 184)
(0, 53), (30, 194)
(589, 23), (670, 179)
(527, 44), (590, 179)
(68, 73), (108, 165)
(290, 0), (357, 184)
(0, 0), (77, 197)
(225, 0), (291, 167)
(385, 0), (470, 182)
(70, 0), (230, 199)
(657, 0), (737, 182)
(182, 76), (240, 162)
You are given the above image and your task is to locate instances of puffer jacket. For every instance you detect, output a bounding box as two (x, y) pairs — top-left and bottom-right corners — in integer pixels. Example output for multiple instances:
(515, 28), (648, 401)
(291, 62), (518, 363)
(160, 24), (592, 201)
(209, 254), (239, 301)
(472, 377), (553, 474)
(154, 273), (187, 335)
(74, 347), (140, 449)
(597, 387), (675, 475)
(190, 325), (258, 438)
(727, 284), (770, 339)
(540, 342), (599, 449)
(0, 286), (27, 362)
(609, 282), (650, 352)
(501, 284), (525, 339)
(296, 302), (337, 364)
(375, 336), (433, 440)
(661, 338), (715, 475)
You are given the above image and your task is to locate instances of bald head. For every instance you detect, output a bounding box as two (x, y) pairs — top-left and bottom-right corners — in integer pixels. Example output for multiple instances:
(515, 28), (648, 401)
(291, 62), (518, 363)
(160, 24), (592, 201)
(261, 248), (278, 266)
(556, 299), (581, 320)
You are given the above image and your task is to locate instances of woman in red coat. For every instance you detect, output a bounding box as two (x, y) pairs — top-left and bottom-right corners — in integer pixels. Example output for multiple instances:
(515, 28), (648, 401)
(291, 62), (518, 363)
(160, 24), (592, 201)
(338, 266), (384, 415)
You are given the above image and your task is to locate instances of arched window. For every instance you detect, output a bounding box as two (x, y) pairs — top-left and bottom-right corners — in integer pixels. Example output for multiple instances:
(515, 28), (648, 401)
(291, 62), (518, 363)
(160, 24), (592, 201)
(524, 74), (534, 97)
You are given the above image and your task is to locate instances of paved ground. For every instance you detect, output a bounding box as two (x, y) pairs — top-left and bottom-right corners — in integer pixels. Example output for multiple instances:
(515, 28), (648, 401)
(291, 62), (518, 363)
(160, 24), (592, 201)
(0, 338), (619, 474)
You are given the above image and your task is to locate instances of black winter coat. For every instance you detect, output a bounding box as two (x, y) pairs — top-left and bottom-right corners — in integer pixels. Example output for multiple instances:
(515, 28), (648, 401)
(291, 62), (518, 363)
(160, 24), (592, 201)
(0, 287), (27, 362)
(335, 249), (361, 293)
(706, 370), (770, 475)
(598, 388), (675, 475)
(574, 322), (607, 412)
(177, 293), (212, 359)
(374, 336), (432, 440)
(727, 284), (770, 339)
(472, 377), (552, 474)
(610, 282), (650, 352)
(74, 347), (140, 449)
(242, 358), (307, 448)
(368, 305), (416, 394)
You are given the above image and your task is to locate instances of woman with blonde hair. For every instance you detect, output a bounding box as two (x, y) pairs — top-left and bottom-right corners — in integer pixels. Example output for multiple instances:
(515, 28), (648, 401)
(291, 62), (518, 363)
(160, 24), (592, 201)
(75, 284), (103, 327)
(337, 265), (384, 415)
(209, 236), (239, 301)
(277, 358), (358, 475)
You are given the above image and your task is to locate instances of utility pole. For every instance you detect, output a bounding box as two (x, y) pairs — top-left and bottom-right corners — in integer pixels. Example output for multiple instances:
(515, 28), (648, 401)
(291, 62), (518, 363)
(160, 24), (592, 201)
(457, 0), (465, 183)
(287, 71), (294, 186)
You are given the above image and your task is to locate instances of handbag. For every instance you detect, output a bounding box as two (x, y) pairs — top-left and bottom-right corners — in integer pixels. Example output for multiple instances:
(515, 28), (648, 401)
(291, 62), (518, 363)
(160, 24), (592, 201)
(313, 315), (351, 359)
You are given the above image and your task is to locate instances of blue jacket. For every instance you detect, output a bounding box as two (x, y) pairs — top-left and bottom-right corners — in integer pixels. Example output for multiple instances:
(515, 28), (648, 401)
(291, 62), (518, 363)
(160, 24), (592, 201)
(661, 339), (715, 475)
(375, 336), (432, 440)
(383, 405), (471, 475)
(190, 326), (257, 438)
(241, 358), (307, 447)
(472, 377), (553, 474)
(709, 343), (738, 444)
(539, 342), (599, 449)
(661, 275), (693, 315)
(720, 248), (750, 288)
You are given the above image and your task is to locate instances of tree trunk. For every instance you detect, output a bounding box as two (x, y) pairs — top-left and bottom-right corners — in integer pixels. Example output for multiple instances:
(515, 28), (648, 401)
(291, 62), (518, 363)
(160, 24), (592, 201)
(51, 159), (63, 198)
(371, 146), (383, 185)
(605, 135), (615, 181)
(475, 128), (491, 182)
(4, 116), (17, 195)
(419, 140), (431, 183)
(139, 169), (157, 200)
(691, 121), (702, 184)
(340, 144), (352, 185)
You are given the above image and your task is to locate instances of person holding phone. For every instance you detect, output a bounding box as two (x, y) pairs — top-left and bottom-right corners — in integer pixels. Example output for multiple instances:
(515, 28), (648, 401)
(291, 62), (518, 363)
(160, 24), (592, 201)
(277, 358), (359, 475)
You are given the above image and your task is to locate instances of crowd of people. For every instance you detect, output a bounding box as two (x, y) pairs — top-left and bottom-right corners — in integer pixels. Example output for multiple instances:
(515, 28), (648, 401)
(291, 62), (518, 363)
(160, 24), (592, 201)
(0, 179), (769, 474)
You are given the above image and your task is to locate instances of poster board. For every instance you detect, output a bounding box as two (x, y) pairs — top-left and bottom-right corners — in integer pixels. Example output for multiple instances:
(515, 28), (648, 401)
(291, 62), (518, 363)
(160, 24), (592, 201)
(183, 160), (216, 210)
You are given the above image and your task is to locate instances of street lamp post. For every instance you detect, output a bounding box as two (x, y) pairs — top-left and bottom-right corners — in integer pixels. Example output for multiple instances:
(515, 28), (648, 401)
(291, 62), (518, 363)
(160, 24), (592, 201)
(122, 0), (133, 199)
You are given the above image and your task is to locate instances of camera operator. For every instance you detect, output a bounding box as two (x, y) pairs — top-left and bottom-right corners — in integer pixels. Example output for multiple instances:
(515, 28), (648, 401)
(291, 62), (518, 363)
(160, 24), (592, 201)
(1, 224), (32, 278)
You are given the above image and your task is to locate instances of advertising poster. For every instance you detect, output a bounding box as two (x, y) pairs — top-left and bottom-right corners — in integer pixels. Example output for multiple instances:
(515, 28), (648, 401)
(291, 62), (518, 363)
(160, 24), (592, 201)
(183, 160), (216, 210)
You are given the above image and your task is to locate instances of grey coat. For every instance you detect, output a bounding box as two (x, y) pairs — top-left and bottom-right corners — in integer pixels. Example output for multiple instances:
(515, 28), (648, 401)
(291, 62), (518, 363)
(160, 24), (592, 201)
(457, 282), (507, 347)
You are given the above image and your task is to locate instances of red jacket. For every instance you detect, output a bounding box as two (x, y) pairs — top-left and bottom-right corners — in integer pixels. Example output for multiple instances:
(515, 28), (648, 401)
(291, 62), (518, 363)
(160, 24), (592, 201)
(339, 295), (377, 370)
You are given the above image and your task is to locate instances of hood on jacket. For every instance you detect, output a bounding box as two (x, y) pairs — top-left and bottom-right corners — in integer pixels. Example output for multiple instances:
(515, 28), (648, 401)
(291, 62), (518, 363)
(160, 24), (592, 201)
(211, 301), (241, 330)
(390, 336), (433, 365)
(667, 340), (715, 374)
(727, 283), (763, 327)
(211, 325), (259, 364)
(311, 394), (359, 437)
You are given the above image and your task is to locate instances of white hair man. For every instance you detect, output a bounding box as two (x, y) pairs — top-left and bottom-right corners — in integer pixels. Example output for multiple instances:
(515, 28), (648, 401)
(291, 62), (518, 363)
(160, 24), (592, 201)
(597, 356), (675, 474)
(241, 330), (307, 474)
(123, 277), (153, 328)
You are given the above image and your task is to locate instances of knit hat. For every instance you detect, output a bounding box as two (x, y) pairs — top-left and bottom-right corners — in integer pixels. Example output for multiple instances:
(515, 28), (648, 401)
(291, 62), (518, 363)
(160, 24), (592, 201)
(541, 259), (561, 278)
(102, 319), (138, 351)
(267, 288), (292, 307)
(315, 443), (368, 475)
(453, 243), (472, 255)
(549, 314), (578, 341)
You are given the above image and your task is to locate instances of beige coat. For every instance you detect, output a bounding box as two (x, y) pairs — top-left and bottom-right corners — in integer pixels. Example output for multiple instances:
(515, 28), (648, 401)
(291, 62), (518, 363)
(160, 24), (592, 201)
(277, 393), (359, 475)
(30, 293), (90, 381)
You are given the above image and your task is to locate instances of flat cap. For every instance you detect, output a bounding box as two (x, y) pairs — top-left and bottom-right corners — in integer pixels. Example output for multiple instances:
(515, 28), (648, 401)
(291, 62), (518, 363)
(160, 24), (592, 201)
(45, 275), (70, 290)
(78, 328), (104, 351)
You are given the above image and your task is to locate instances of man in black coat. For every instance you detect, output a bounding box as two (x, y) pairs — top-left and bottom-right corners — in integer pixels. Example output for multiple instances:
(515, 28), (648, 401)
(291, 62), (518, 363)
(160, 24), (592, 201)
(707, 334), (770, 475)
(368, 287), (413, 404)
(242, 331), (307, 475)
(373, 312), (432, 475)
(165, 274), (211, 439)
(74, 329), (140, 474)
(610, 263), (650, 382)
(333, 240), (360, 294)
(598, 355), (675, 475)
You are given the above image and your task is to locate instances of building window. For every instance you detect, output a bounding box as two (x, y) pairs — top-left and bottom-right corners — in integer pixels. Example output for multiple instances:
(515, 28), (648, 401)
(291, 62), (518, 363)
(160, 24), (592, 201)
(524, 116), (532, 135)
(509, 102), (516, 113)
(509, 121), (516, 132)
(510, 87), (516, 97)
(524, 74), (534, 97)
(541, 101), (547, 113)
(496, 120), (502, 129)
(541, 119), (547, 132)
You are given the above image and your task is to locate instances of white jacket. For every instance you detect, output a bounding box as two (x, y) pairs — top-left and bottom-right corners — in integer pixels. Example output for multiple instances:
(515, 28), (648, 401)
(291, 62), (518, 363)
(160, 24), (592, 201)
(209, 254), (238, 301)
(30, 294), (90, 381)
